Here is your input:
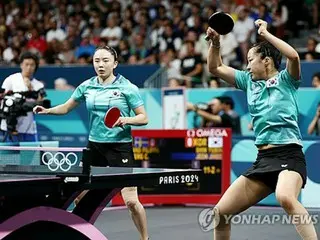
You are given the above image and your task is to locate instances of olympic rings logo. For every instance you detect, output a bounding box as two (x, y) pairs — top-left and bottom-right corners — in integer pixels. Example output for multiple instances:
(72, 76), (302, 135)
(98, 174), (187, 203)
(41, 152), (78, 172)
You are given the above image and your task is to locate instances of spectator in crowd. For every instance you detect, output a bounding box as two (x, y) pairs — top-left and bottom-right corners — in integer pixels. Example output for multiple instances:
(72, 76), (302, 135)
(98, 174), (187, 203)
(307, 102), (320, 136)
(186, 3), (201, 29)
(54, 78), (75, 91)
(3, 36), (22, 65)
(46, 18), (66, 43)
(159, 24), (182, 53)
(179, 29), (202, 59)
(65, 24), (82, 49)
(208, 77), (220, 88)
(270, 0), (288, 39)
(168, 77), (182, 88)
(250, 3), (273, 24)
(128, 54), (139, 65)
(0, 0), (313, 89)
(89, 11), (103, 40)
(118, 39), (131, 63)
(160, 48), (181, 80)
(100, 13), (122, 49)
(299, 37), (320, 61)
(59, 39), (75, 64)
(220, 32), (239, 67)
(180, 41), (203, 88)
(312, 72), (320, 88)
(149, 18), (164, 52)
(43, 39), (61, 64)
(26, 27), (48, 55)
(304, 0), (318, 29)
(133, 12), (151, 45)
(76, 54), (91, 65)
(233, 6), (255, 67)
(130, 33), (155, 64)
(74, 33), (95, 61)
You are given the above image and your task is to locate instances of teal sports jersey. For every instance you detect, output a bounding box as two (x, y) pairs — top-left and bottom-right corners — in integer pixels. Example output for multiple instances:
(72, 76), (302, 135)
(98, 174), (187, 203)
(235, 69), (302, 146)
(71, 74), (144, 143)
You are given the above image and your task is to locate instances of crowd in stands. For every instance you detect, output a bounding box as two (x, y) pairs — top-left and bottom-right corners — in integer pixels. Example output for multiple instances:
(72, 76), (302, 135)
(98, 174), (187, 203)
(0, 0), (318, 88)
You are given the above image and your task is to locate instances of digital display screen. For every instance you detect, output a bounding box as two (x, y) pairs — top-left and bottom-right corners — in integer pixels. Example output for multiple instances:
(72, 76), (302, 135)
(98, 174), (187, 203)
(132, 129), (229, 195)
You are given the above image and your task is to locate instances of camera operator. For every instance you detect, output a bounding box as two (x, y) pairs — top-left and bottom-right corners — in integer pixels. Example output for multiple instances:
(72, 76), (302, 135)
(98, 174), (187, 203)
(307, 102), (320, 136)
(220, 96), (241, 135)
(187, 96), (234, 130)
(0, 52), (46, 142)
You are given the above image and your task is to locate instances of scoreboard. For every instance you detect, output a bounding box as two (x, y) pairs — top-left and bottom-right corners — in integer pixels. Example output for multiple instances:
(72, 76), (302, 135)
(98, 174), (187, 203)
(112, 128), (231, 205)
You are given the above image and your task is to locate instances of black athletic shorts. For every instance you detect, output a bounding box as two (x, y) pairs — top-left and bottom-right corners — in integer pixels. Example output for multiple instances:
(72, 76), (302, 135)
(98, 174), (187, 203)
(242, 144), (307, 191)
(86, 141), (140, 167)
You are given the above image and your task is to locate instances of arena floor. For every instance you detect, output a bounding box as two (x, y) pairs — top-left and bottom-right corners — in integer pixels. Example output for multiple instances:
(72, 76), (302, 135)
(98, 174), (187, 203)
(95, 206), (320, 240)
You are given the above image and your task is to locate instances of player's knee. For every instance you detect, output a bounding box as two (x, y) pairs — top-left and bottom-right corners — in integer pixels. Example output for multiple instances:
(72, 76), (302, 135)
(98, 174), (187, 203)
(276, 192), (296, 211)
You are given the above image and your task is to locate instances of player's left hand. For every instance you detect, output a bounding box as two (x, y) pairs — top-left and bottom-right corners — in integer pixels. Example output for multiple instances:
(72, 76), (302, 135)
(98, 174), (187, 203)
(255, 19), (268, 36)
(113, 117), (129, 127)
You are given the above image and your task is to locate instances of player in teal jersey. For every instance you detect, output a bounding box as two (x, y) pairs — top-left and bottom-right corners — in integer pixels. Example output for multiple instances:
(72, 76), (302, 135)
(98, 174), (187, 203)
(206, 19), (317, 240)
(33, 46), (150, 240)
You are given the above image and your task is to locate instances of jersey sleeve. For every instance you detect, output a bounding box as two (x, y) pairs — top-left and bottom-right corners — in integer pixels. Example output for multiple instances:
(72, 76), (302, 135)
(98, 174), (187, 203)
(234, 70), (250, 92)
(126, 84), (144, 110)
(1, 76), (13, 91)
(71, 81), (87, 102)
(281, 69), (301, 90)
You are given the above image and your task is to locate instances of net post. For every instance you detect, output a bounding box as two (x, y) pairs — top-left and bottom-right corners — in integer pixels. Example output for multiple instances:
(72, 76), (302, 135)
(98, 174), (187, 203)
(81, 148), (91, 175)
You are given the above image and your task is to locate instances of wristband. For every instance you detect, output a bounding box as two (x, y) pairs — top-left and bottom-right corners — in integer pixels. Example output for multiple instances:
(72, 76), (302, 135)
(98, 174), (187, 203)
(210, 40), (220, 49)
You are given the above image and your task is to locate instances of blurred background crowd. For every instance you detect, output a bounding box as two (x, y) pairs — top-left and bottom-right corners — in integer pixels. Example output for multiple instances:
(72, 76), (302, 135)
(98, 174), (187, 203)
(1, 0), (320, 138)
(1, 0), (320, 89)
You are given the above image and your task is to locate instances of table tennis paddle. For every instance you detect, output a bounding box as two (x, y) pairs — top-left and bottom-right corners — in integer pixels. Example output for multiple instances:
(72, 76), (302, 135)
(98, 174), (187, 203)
(205, 12), (234, 41)
(104, 107), (121, 128)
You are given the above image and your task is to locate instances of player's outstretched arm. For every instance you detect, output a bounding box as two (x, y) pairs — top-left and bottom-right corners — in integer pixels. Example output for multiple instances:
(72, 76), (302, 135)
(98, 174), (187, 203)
(33, 98), (79, 115)
(206, 27), (236, 86)
(255, 19), (300, 80)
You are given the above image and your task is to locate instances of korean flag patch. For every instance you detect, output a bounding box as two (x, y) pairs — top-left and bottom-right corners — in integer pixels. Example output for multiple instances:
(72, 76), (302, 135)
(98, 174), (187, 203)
(266, 77), (279, 88)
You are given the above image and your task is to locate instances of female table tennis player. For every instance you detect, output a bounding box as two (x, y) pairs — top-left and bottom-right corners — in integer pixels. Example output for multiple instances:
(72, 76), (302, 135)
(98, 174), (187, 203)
(206, 19), (317, 240)
(33, 46), (150, 240)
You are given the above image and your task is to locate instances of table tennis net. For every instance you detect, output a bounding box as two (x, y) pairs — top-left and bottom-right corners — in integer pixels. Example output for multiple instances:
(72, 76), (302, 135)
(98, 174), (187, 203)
(0, 146), (84, 167)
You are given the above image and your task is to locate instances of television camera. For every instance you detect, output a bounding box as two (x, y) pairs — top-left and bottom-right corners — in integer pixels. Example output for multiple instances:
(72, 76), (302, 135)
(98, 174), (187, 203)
(189, 102), (212, 128)
(0, 89), (51, 140)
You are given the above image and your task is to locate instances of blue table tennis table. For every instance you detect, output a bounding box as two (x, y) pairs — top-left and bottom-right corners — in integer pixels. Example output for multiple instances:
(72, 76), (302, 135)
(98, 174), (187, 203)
(0, 163), (201, 240)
